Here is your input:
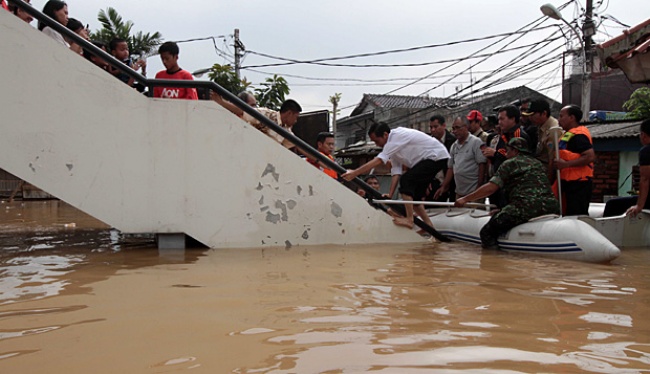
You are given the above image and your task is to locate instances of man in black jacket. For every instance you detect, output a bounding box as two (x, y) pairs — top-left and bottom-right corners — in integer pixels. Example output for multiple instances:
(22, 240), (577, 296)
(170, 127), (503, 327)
(429, 115), (456, 201)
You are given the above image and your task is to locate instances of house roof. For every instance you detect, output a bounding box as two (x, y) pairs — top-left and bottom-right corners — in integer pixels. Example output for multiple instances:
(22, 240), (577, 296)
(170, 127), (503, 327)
(438, 86), (562, 120)
(350, 94), (464, 116)
(587, 120), (642, 139)
(596, 18), (650, 83)
(363, 94), (455, 109)
(334, 141), (381, 157)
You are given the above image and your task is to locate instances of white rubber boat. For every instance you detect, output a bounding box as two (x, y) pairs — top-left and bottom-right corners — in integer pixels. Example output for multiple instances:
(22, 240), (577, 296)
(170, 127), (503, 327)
(580, 204), (650, 248)
(426, 208), (621, 263)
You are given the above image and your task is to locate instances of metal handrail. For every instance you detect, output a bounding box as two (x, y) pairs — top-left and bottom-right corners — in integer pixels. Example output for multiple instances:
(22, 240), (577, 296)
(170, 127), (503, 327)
(11, 0), (449, 242)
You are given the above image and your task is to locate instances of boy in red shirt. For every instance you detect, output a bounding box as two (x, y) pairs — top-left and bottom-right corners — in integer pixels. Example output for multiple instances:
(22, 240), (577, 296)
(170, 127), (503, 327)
(153, 42), (198, 100)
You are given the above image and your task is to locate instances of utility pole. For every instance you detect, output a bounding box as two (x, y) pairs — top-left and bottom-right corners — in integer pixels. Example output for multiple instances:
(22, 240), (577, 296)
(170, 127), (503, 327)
(582, 0), (595, 119)
(540, 2), (595, 121)
(233, 29), (245, 80)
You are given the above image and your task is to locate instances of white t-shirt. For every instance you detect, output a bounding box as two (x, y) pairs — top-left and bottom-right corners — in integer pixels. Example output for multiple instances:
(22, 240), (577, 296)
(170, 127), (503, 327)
(377, 127), (450, 175)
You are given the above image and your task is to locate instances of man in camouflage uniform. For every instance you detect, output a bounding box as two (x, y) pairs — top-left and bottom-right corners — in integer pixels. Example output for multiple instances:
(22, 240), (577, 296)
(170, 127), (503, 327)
(455, 137), (559, 248)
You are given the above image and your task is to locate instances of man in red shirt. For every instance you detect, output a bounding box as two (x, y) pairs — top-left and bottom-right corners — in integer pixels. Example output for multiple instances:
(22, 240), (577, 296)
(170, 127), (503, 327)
(153, 42), (198, 100)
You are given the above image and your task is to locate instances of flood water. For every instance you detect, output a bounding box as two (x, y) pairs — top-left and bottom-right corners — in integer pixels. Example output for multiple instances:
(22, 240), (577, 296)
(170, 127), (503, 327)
(0, 201), (649, 373)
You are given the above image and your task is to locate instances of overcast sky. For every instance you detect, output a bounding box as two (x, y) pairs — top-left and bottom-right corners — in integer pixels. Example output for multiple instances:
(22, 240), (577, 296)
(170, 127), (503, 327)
(29, 0), (650, 117)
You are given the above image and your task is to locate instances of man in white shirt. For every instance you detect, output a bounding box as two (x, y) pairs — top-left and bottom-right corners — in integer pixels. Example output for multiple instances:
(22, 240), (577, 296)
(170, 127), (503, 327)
(342, 122), (449, 229)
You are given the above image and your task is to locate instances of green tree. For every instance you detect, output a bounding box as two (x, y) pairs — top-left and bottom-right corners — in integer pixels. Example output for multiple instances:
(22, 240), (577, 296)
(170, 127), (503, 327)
(329, 93), (342, 135)
(206, 65), (290, 110)
(255, 75), (290, 111)
(207, 64), (250, 95)
(90, 7), (163, 56)
(624, 87), (650, 120)
(329, 93), (342, 115)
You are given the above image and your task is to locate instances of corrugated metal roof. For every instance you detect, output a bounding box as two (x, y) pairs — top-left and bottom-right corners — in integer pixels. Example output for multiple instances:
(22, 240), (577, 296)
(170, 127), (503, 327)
(587, 120), (642, 139)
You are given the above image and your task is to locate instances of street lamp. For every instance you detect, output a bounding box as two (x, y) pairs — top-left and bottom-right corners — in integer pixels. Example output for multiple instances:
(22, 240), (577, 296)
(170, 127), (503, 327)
(192, 68), (212, 78)
(540, 3), (591, 121)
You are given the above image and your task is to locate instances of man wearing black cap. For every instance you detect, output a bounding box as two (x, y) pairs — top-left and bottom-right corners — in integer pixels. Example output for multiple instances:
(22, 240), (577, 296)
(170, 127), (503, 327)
(521, 99), (559, 168)
(513, 97), (537, 140)
(455, 137), (559, 249)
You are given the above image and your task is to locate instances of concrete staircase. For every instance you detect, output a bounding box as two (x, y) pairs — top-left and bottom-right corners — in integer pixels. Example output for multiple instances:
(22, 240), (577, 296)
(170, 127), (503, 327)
(0, 11), (424, 248)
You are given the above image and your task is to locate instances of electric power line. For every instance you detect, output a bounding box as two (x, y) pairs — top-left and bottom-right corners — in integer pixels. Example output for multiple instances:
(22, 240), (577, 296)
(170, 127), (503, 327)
(242, 25), (561, 69)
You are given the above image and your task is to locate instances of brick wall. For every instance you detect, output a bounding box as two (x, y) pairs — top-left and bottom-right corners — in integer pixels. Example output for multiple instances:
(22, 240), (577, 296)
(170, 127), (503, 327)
(592, 151), (620, 202)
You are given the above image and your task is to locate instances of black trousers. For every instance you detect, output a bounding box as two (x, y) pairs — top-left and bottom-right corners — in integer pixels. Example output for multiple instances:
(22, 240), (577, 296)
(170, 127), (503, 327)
(562, 179), (592, 216)
(399, 159), (448, 201)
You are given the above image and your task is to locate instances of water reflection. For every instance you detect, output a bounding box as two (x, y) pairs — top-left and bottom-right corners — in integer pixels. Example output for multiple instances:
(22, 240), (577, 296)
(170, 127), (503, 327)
(241, 247), (650, 373)
(0, 202), (649, 373)
(0, 255), (83, 304)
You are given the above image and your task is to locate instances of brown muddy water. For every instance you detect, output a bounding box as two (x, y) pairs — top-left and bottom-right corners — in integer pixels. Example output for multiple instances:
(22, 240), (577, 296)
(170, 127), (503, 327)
(0, 200), (649, 373)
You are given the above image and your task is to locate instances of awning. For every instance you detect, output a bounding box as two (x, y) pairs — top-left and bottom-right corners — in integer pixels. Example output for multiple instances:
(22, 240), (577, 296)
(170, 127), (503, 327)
(596, 18), (650, 83)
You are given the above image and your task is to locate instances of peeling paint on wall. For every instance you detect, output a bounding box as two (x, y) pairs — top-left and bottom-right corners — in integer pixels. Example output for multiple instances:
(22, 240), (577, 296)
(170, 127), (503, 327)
(297, 185), (302, 195)
(265, 211), (282, 224)
(302, 230), (309, 239)
(285, 240), (292, 249)
(275, 200), (288, 222)
(66, 163), (73, 171)
(261, 164), (279, 182)
(331, 202), (343, 218)
(286, 200), (297, 210)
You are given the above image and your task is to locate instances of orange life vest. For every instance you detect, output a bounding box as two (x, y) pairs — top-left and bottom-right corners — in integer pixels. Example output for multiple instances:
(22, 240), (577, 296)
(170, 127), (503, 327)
(558, 126), (593, 181)
(307, 153), (338, 179)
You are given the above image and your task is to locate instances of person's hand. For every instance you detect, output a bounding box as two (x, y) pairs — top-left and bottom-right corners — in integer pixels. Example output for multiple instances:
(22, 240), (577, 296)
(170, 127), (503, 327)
(135, 59), (147, 70)
(107, 65), (120, 76)
(554, 158), (569, 170)
(210, 91), (224, 103)
(433, 185), (448, 200)
(482, 147), (496, 158)
(341, 170), (356, 182)
(454, 197), (467, 208)
(626, 205), (642, 217)
(381, 193), (390, 199)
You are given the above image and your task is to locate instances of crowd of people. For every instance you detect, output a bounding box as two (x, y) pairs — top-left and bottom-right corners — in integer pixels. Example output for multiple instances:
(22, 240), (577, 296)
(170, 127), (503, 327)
(7, 1), (648, 247)
(343, 99), (649, 248)
(8, 0), (306, 148)
(9, 0), (203, 99)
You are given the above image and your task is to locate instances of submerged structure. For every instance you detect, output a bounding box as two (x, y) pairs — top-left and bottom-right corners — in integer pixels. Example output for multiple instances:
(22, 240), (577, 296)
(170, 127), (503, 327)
(0, 9), (424, 249)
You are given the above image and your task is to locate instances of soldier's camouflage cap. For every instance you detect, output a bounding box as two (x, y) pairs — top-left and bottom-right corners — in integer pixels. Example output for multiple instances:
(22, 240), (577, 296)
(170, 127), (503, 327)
(507, 137), (531, 154)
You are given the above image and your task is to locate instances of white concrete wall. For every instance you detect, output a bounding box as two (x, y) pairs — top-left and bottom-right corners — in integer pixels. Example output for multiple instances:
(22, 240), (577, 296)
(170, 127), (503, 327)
(0, 12), (424, 248)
